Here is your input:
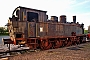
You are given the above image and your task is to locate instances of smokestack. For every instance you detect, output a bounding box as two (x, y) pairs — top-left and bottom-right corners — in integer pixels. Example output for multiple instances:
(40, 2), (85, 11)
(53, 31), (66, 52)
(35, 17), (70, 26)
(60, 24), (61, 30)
(73, 16), (76, 23)
(46, 15), (48, 19)
(60, 15), (66, 23)
(50, 16), (58, 22)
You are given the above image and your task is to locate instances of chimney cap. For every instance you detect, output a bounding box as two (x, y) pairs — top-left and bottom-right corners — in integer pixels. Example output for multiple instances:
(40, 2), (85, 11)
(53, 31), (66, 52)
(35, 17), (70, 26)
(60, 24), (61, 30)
(60, 15), (66, 17)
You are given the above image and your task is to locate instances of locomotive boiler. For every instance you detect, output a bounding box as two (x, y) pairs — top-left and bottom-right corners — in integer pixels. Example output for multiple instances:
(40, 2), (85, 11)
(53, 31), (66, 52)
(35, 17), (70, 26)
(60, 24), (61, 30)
(6, 6), (86, 50)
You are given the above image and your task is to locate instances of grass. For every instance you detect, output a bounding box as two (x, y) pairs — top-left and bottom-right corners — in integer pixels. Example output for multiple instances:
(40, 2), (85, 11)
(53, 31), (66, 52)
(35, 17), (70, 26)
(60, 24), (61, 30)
(0, 33), (9, 36)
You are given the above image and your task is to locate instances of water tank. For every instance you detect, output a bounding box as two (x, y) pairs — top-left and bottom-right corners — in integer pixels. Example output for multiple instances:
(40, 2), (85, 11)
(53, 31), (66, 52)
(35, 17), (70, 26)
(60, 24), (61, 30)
(60, 15), (66, 23)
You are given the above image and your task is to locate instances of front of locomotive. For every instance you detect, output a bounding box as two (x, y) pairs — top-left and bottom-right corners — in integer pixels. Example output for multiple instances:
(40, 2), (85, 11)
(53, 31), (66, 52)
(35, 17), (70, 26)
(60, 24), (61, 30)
(7, 7), (23, 43)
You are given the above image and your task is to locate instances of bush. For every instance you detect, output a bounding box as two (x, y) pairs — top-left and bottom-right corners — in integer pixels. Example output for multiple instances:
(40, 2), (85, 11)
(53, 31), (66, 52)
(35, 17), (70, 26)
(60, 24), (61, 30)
(84, 30), (88, 34)
(0, 27), (9, 35)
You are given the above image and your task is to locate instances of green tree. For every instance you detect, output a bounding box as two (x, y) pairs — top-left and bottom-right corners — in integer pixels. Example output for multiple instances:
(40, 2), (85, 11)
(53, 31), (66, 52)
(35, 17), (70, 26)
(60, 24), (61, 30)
(84, 30), (88, 34)
(0, 27), (9, 35)
(0, 27), (4, 33)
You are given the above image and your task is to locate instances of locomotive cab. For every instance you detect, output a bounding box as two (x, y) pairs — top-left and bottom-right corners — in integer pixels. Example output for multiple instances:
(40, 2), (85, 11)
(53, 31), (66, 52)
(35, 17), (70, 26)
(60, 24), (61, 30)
(7, 6), (47, 44)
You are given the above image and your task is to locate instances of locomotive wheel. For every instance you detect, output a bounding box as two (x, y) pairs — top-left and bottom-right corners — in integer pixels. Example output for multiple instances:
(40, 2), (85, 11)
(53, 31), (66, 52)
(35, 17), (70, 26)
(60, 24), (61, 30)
(66, 40), (72, 47)
(64, 40), (68, 47)
(59, 40), (63, 47)
(69, 40), (72, 46)
(74, 37), (77, 45)
(54, 40), (60, 48)
(40, 40), (46, 50)
(53, 40), (64, 48)
(70, 37), (76, 45)
(45, 42), (52, 50)
(62, 40), (65, 47)
(76, 37), (80, 44)
(65, 42), (69, 47)
(40, 40), (52, 50)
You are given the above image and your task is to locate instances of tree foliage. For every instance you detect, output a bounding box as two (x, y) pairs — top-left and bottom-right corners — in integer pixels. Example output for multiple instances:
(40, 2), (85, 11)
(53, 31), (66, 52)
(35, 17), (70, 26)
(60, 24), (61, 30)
(0, 27), (9, 35)
(84, 30), (88, 34)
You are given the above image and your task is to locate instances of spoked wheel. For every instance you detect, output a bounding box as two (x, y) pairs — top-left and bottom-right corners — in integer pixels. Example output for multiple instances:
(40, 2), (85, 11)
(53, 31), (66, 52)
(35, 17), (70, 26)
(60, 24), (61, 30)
(76, 37), (80, 44)
(40, 40), (52, 50)
(65, 40), (68, 46)
(65, 40), (72, 47)
(70, 37), (74, 45)
(59, 40), (63, 47)
(54, 40), (63, 48)
(54, 40), (60, 48)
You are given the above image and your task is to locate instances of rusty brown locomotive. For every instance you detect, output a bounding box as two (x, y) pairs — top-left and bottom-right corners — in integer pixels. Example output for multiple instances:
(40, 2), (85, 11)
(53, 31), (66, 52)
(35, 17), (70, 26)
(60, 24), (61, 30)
(6, 6), (86, 50)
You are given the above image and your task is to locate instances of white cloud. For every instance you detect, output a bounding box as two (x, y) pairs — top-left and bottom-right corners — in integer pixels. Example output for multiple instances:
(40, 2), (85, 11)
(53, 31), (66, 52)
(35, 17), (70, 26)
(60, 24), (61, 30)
(71, 0), (90, 7)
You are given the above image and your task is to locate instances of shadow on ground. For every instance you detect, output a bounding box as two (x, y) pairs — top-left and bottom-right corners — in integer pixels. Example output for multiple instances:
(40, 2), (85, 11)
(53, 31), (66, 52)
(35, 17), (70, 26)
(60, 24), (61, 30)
(67, 46), (84, 50)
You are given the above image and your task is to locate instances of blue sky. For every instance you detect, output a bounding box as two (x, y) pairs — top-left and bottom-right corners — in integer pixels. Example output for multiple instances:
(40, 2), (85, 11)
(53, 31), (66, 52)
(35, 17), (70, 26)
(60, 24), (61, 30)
(0, 0), (90, 29)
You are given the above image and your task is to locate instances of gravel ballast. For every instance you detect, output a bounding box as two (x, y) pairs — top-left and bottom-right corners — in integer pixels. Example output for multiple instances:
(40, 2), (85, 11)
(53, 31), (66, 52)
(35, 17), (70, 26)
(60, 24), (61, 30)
(8, 42), (90, 60)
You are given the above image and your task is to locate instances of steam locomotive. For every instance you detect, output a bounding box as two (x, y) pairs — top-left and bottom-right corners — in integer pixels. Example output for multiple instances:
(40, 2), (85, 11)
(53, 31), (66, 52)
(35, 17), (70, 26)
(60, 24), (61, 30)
(6, 6), (86, 50)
